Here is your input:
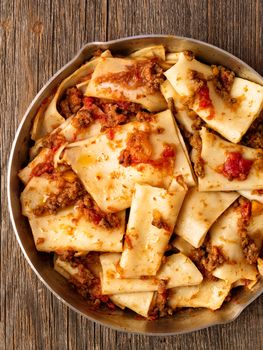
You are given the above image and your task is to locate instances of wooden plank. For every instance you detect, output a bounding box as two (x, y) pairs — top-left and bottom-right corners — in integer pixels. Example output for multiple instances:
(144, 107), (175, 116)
(107, 0), (209, 42)
(207, 0), (262, 75)
(0, 0), (262, 349)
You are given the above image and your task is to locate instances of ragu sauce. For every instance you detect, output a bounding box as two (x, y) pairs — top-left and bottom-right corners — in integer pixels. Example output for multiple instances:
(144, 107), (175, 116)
(219, 152), (253, 181)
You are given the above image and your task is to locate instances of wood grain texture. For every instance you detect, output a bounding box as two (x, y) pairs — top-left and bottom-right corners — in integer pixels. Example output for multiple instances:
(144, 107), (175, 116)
(0, 0), (262, 349)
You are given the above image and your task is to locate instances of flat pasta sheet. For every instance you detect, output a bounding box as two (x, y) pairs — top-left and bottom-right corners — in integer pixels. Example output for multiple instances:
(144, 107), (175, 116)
(210, 206), (262, 283)
(54, 255), (154, 317)
(119, 184), (186, 277)
(100, 253), (202, 294)
(168, 280), (231, 310)
(21, 176), (125, 252)
(198, 128), (263, 191)
(63, 110), (195, 212)
(110, 292), (154, 318)
(174, 187), (239, 248)
(165, 52), (263, 143)
(19, 45), (263, 319)
(85, 57), (167, 112)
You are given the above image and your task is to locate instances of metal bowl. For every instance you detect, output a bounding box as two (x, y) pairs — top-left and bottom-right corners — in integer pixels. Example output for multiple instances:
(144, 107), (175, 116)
(7, 35), (263, 335)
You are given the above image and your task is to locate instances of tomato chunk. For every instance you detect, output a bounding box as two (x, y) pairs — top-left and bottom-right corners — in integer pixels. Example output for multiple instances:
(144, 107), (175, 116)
(221, 152), (253, 181)
(198, 85), (213, 108)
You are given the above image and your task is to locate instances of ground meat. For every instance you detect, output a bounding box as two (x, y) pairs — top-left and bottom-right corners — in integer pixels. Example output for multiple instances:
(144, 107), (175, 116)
(30, 161), (54, 177)
(119, 130), (153, 166)
(184, 50), (195, 61)
(55, 249), (76, 263)
(135, 110), (155, 122)
(59, 87), (83, 119)
(58, 253), (115, 310)
(98, 103), (129, 130)
(188, 70), (207, 89)
(191, 114), (204, 131)
(148, 280), (173, 319)
(99, 100), (142, 115)
(42, 130), (66, 151)
(95, 58), (164, 93)
(211, 65), (235, 104)
(188, 70), (214, 118)
(237, 198), (259, 264)
(82, 98), (153, 130)
(33, 172), (86, 216)
(77, 193), (120, 228)
(71, 109), (94, 129)
(190, 132), (205, 178)
(151, 210), (171, 232)
(190, 240), (226, 279)
(241, 112), (263, 149)
(70, 274), (115, 310)
(74, 97), (156, 132)
(240, 234), (259, 265)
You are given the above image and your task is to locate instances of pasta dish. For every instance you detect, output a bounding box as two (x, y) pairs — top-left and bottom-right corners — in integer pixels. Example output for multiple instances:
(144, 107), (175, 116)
(18, 45), (263, 319)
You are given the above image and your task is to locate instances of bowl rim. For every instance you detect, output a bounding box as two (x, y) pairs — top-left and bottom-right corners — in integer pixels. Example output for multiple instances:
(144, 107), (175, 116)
(7, 34), (263, 336)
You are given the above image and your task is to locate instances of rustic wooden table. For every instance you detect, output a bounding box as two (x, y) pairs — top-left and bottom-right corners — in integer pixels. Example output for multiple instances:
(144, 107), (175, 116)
(1, 0), (262, 349)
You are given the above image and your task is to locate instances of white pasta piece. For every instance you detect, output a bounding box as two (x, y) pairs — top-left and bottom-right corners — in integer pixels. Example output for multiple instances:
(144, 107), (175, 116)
(168, 279), (231, 310)
(174, 187), (239, 248)
(31, 59), (100, 140)
(63, 109), (195, 212)
(210, 206), (261, 283)
(85, 57), (167, 112)
(165, 52), (263, 143)
(100, 253), (202, 294)
(21, 176), (125, 253)
(128, 45), (166, 60)
(110, 292), (154, 318)
(198, 127), (263, 191)
(161, 80), (194, 134)
(119, 184), (186, 277)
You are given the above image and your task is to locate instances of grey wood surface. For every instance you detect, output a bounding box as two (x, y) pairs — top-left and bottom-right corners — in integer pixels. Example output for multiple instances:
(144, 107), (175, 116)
(1, 0), (262, 349)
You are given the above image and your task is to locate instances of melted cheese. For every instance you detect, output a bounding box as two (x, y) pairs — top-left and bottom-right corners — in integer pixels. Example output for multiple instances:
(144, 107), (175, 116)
(85, 57), (167, 112)
(63, 110), (194, 212)
(100, 252), (202, 294)
(168, 279), (231, 310)
(174, 187), (239, 248)
(119, 184), (186, 277)
(165, 52), (263, 143)
(198, 128), (263, 191)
